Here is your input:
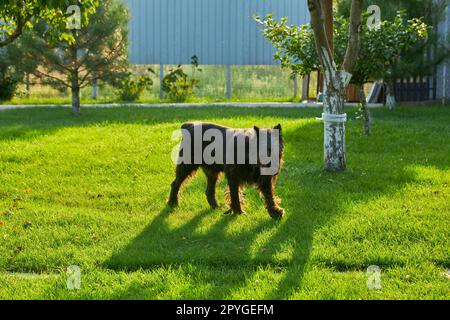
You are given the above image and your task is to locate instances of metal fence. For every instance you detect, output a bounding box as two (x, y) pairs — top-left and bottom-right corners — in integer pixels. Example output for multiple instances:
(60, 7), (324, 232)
(124, 0), (309, 66)
(394, 77), (437, 102)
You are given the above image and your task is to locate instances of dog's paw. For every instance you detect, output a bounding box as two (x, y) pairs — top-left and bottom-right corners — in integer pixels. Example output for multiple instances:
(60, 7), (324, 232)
(224, 209), (246, 216)
(167, 200), (178, 208)
(210, 203), (220, 210)
(269, 207), (284, 220)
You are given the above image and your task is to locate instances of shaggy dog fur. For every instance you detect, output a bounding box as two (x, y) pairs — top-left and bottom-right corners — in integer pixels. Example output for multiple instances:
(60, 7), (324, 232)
(168, 122), (285, 219)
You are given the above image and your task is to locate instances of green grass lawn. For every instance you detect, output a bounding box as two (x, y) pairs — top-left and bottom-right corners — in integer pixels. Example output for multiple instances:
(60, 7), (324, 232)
(0, 105), (448, 300)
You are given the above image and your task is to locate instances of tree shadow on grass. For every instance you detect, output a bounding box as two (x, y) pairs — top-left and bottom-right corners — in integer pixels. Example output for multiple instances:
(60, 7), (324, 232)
(0, 106), (323, 142)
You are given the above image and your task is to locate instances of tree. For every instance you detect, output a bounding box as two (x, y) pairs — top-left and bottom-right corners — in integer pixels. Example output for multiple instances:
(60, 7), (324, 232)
(338, 0), (450, 109)
(0, 49), (21, 101)
(350, 13), (428, 129)
(257, 12), (428, 136)
(14, 0), (129, 115)
(306, 0), (362, 171)
(255, 16), (318, 77)
(258, 0), (362, 171)
(0, 0), (99, 48)
(162, 56), (203, 102)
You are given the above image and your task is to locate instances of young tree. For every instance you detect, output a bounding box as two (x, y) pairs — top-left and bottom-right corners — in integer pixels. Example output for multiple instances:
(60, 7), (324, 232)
(0, 48), (21, 101)
(306, 0), (362, 171)
(257, 12), (428, 136)
(0, 0), (98, 48)
(258, 0), (362, 171)
(350, 13), (428, 128)
(15, 0), (129, 115)
(338, 0), (450, 109)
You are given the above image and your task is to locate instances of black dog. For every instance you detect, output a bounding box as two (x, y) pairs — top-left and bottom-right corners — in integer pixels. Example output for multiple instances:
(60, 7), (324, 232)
(168, 122), (285, 219)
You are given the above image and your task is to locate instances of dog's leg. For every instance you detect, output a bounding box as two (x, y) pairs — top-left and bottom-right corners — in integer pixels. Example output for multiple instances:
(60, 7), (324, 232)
(227, 181), (244, 215)
(168, 164), (198, 207)
(258, 177), (284, 219)
(203, 168), (220, 209)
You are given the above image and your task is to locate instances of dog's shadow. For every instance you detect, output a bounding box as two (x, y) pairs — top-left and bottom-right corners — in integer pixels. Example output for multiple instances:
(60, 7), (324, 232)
(102, 117), (435, 299)
(103, 201), (277, 272)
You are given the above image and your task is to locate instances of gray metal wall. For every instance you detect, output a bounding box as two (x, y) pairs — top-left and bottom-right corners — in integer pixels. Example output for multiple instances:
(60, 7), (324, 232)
(437, 3), (450, 100)
(124, 0), (309, 65)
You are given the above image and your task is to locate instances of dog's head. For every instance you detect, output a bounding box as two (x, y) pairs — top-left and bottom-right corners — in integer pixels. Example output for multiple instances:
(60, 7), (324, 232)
(253, 124), (284, 176)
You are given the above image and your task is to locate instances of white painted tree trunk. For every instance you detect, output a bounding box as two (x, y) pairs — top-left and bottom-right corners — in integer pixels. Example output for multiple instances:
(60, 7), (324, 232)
(386, 94), (396, 110)
(307, 0), (362, 172)
(323, 112), (347, 171)
(385, 82), (396, 110)
(322, 68), (351, 171)
(357, 83), (371, 135)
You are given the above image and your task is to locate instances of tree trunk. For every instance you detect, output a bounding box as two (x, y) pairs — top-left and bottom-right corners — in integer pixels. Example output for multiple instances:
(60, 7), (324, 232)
(323, 111), (347, 171)
(357, 83), (371, 135)
(72, 86), (81, 116)
(26, 74), (30, 97)
(385, 80), (396, 110)
(308, 0), (362, 172)
(71, 70), (81, 116)
(71, 70), (80, 116)
(322, 71), (350, 172)
(69, 44), (80, 116)
(92, 72), (98, 100)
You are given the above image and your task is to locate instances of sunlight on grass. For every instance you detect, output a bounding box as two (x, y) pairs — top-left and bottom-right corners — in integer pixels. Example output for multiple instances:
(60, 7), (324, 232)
(0, 105), (449, 299)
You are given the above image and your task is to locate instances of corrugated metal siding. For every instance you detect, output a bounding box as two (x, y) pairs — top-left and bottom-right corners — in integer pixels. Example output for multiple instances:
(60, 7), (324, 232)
(124, 0), (309, 65)
(437, 4), (450, 99)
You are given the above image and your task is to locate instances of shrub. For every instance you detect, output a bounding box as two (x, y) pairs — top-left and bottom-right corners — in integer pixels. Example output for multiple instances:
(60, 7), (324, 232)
(115, 69), (154, 102)
(0, 53), (22, 102)
(0, 74), (19, 101)
(162, 55), (202, 102)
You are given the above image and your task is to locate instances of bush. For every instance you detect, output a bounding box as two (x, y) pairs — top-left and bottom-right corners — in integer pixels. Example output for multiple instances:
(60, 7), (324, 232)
(162, 55), (202, 102)
(0, 55), (21, 102)
(0, 74), (19, 102)
(115, 69), (154, 102)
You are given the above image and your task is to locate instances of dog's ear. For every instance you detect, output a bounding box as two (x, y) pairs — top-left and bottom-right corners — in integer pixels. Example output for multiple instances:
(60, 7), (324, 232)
(254, 126), (260, 134)
(274, 124), (282, 131)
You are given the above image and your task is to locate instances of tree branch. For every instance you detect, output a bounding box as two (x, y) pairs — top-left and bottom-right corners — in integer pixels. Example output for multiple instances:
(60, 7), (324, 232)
(0, 6), (32, 48)
(342, 0), (363, 73)
(307, 0), (334, 71)
(32, 69), (72, 89)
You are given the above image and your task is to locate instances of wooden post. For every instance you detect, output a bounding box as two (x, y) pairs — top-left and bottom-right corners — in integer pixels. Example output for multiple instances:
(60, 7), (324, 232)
(226, 65), (232, 99)
(26, 73), (30, 97)
(293, 74), (298, 99)
(302, 75), (310, 101)
(159, 64), (164, 99)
